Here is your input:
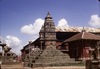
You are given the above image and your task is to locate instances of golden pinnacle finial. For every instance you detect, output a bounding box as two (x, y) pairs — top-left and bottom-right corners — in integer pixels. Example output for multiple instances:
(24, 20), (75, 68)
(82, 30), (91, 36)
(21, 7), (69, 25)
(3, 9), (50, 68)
(46, 12), (51, 18)
(47, 12), (50, 15)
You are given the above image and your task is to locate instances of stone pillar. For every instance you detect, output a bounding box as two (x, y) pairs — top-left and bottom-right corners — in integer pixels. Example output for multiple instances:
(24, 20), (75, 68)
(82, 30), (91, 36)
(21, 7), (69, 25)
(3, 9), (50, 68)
(97, 47), (100, 59)
(40, 41), (42, 50)
(2, 47), (5, 63)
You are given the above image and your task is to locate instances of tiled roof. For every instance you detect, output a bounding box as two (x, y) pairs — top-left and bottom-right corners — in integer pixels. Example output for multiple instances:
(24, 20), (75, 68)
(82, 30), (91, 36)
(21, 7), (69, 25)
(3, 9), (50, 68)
(64, 32), (100, 42)
(55, 26), (100, 32)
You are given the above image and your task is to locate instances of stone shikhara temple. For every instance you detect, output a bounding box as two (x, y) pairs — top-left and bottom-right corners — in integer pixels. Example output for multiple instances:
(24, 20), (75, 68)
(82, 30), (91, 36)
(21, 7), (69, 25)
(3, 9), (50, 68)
(21, 12), (100, 67)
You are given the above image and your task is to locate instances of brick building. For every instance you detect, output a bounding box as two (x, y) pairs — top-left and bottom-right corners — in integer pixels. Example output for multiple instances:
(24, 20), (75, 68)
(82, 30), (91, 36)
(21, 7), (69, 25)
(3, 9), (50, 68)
(21, 12), (100, 64)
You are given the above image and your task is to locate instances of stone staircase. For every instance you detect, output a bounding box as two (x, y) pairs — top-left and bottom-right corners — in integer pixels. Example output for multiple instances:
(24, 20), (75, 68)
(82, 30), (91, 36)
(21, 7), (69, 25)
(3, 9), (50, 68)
(34, 46), (81, 66)
(24, 48), (43, 67)
(24, 46), (83, 67)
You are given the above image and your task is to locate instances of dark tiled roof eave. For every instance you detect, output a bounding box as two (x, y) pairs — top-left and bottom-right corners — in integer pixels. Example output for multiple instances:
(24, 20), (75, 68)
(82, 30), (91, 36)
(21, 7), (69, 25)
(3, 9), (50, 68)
(64, 32), (100, 43)
(64, 39), (100, 43)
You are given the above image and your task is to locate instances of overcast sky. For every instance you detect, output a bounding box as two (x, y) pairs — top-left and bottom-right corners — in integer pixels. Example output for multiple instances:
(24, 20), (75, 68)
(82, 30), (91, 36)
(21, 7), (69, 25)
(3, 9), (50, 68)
(0, 0), (100, 55)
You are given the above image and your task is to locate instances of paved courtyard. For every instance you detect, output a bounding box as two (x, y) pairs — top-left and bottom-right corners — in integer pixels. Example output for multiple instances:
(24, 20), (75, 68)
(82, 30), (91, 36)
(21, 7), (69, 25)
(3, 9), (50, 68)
(1, 64), (85, 69)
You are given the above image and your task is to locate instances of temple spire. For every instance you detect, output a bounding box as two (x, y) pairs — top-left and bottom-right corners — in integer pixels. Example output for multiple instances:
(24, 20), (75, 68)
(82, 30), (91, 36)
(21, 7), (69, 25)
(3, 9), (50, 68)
(47, 12), (50, 15)
(47, 12), (50, 17)
(45, 12), (52, 19)
(40, 12), (56, 49)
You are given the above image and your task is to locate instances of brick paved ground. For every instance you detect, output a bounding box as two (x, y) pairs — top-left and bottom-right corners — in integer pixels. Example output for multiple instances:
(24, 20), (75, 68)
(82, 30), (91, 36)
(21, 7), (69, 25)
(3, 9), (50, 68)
(33, 66), (85, 69)
(1, 64), (85, 69)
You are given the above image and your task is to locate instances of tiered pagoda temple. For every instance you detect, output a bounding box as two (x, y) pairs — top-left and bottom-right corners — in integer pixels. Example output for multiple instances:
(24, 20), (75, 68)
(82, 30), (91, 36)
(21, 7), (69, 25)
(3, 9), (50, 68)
(0, 42), (18, 64)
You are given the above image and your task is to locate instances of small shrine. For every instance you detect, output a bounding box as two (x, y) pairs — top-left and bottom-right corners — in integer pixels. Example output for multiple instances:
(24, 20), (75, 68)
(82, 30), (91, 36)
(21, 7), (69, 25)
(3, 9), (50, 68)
(0, 41), (18, 64)
(64, 30), (100, 61)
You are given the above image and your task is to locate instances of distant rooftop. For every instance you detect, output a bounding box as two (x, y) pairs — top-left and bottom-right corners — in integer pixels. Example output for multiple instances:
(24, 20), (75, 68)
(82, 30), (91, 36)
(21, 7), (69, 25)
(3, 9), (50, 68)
(55, 26), (100, 32)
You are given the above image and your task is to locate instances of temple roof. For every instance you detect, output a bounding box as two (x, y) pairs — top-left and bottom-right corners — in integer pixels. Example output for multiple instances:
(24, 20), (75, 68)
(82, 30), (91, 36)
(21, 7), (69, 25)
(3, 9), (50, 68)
(45, 12), (52, 19)
(64, 31), (100, 42)
(0, 43), (6, 46)
(55, 26), (100, 33)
